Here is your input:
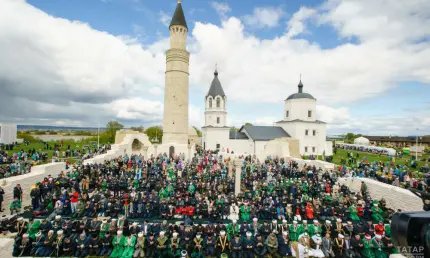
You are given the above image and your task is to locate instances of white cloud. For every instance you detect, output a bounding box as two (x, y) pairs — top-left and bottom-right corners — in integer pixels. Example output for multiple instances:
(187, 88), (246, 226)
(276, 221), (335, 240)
(159, 11), (170, 27)
(286, 7), (316, 38)
(1, 0), (430, 135)
(211, 1), (231, 19)
(243, 6), (285, 29)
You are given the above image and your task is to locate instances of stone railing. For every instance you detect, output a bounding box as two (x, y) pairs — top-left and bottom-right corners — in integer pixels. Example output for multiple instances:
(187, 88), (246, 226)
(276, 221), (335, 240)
(338, 177), (423, 212)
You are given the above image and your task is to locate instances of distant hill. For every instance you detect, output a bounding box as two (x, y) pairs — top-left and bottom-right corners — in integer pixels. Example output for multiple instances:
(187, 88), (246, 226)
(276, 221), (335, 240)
(18, 125), (104, 131)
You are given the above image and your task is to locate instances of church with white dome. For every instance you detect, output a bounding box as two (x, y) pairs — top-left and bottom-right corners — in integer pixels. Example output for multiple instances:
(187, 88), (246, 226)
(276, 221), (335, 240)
(202, 71), (333, 158)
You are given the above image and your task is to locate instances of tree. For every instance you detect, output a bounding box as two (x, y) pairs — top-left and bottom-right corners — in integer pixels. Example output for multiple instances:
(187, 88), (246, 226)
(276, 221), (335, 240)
(244, 122), (253, 126)
(130, 126), (145, 132)
(106, 120), (124, 143)
(145, 126), (163, 143)
(230, 127), (239, 132)
(344, 132), (363, 143)
(192, 126), (202, 137)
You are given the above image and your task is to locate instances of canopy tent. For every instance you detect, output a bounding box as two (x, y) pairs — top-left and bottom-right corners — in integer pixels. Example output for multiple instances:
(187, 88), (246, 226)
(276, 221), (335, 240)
(354, 136), (370, 146)
(336, 143), (397, 156)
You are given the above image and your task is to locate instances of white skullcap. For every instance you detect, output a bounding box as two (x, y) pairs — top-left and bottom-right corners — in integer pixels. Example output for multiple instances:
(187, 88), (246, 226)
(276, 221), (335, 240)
(173, 232), (178, 237)
(374, 204), (379, 207)
(337, 218), (342, 222)
(23, 233), (29, 238)
(376, 234), (382, 240)
(49, 230), (54, 233)
(57, 230), (63, 235)
(220, 231), (226, 235)
(287, 204), (292, 206)
(117, 231), (123, 235)
(232, 219), (237, 223)
(138, 233), (143, 237)
(303, 220), (308, 224)
(272, 220), (277, 224)
(293, 221), (298, 224)
(282, 231), (288, 236)
(282, 219), (287, 224)
(338, 234), (344, 239)
(347, 221), (352, 225)
(17, 217), (23, 221)
(132, 222), (138, 226)
(196, 234), (201, 238)
(246, 232), (252, 237)
(160, 231), (165, 236)
(325, 220), (331, 224)
(253, 218), (258, 222)
(55, 215), (61, 219)
(313, 220), (318, 224)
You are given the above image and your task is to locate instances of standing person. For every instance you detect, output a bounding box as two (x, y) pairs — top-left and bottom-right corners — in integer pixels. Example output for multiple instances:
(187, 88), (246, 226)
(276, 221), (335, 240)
(0, 186), (4, 211)
(13, 184), (23, 202)
(70, 191), (79, 214)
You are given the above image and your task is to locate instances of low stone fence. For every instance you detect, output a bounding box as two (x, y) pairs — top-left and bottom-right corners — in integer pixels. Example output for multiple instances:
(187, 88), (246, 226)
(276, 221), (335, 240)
(338, 177), (423, 212)
(0, 162), (66, 215)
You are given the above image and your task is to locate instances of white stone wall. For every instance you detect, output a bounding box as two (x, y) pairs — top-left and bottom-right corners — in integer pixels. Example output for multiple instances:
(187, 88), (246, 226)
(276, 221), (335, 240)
(227, 139), (254, 154)
(162, 24), (190, 145)
(337, 177), (423, 212)
(284, 98), (317, 122)
(202, 127), (230, 151)
(0, 123), (17, 144)
(0, 162), (66, 215)
(277, 121), (327, 156)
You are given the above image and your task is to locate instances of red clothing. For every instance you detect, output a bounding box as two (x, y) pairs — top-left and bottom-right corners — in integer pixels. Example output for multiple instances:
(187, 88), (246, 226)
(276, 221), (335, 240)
(306, 204), (314, 219)
(326, 184), (331, 194)
(357, 206), (364, 217)
(70, 192), (79, 203)
(123, 194), (129, 205)
(375, 224), (385, 235)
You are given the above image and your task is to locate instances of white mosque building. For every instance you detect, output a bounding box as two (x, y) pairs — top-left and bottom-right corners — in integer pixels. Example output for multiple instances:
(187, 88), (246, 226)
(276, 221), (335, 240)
(202, 71), (333, 158)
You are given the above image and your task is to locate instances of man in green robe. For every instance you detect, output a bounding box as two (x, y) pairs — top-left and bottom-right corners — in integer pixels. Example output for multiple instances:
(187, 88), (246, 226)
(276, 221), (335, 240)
(240, 203), (251, 221)
(371, 234), (387, 258)
(371, 204), (384, 223)
(226, 220), (240, 240)
(349, 204), (360, 221)
(27, 219), (40, 240)
(362, 234), (375, 258)
(309, 220), (322, 237)
(110, 230), (125, 258)
(289, 221), (303, 242)
(188, 183), (195, 194)
(121, 234), (136, 258)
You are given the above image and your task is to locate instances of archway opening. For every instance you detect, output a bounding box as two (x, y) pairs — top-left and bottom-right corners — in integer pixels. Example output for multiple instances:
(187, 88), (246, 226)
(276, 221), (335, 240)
(169, 146), (175, 158)
(132, 139), (143, 151)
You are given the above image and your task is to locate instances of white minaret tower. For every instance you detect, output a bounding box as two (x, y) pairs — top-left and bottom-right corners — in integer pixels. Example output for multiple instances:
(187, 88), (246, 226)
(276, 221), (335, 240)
(204, 68), (227, 127)
(162, 0), (190, 145)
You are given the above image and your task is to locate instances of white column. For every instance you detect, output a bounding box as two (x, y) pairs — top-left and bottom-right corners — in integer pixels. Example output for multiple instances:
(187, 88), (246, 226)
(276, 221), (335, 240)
(234, 159), (244, 196)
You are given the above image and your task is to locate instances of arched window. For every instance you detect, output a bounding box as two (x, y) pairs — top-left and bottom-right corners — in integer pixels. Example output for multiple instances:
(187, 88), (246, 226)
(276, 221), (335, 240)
(216, 97), (221, 108)
(209, 98), (212, 108)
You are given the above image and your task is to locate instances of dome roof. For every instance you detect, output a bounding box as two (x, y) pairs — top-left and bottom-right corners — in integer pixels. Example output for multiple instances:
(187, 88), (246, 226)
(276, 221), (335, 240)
(286, 92), (315, 100)
(286, 79), (315, 100)
(354, 136), (370, 146)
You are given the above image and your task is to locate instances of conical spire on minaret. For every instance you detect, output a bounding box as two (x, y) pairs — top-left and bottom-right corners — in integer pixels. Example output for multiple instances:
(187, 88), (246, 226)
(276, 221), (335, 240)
(170, 0), (188, 29)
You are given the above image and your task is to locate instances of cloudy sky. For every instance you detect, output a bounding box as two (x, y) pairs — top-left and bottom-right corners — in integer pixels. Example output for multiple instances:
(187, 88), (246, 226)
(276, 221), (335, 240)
(1, 0), (429, 136)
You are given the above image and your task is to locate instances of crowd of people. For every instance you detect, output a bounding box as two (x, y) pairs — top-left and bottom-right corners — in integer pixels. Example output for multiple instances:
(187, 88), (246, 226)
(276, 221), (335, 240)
(5, 150), (407, 258)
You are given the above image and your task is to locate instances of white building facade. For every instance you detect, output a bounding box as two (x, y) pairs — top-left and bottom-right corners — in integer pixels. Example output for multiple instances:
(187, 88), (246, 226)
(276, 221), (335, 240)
(203, 77), (333, 158)
(0, 123), (17, 144)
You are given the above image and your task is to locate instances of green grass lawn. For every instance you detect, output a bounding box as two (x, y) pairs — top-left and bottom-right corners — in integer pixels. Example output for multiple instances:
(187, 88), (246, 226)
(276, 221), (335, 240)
(328, 148), (429, 170)
(2, 136), (110, 165)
